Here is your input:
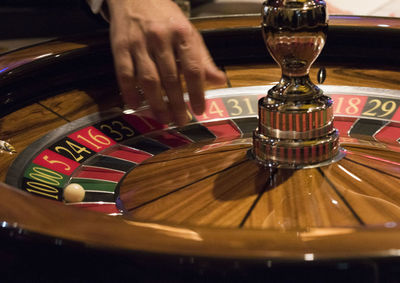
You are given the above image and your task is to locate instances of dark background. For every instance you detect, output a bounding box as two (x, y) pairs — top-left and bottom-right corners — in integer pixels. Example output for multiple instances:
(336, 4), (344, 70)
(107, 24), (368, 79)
(0, 0), (106, 39)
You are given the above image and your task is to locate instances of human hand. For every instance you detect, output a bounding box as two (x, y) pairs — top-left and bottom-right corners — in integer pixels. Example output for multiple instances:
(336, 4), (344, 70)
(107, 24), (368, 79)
(106, 0), (226, 126)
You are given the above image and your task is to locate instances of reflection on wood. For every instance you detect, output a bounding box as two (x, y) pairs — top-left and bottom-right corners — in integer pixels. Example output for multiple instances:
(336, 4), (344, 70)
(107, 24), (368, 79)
(4, 180), (400, 260)
(121, 141), (400, 230)
(143, 138), (251, 164)
(0, 104), (66, 182)
(192, 16), (400, 30)
(193, 15), (260, 30)
(321, 154), (400, 224)
(2, 14), (400, 265)
(0, 41), (87, 75)
(120, 144), (250, 212)
(39, 83), (122, 122)
(345, 150), (400, 177)
(244, 168), (361, 229)
(124, 159), (269, 228)
(225, 64), (400, 90)
(345, 145), (400, 163)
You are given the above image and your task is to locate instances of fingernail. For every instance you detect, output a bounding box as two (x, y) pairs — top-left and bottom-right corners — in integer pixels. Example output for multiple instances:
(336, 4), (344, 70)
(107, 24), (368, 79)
(218, 71), (227, 81)
(176, 113), (189, 126)
(192, 103), (205, 115)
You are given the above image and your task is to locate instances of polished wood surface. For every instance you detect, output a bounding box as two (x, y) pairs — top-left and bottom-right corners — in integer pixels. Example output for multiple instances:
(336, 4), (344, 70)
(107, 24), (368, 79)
(1, 15), (400, 84)
(192, 14), (400, 30)
(0, 104), (67, 181)
(0, 82), (121, 182)
(119, 138), (400, 229)
(1, 15), (400, 263)
(38, 82), (122, 121)
(4, 179), (400, 260)
(322, 155), (400, 224)
(242, 166), (360, 229)
(0, 41), (87, 74)
(121, 141), (266, 228)
(226, 64), (400, 90)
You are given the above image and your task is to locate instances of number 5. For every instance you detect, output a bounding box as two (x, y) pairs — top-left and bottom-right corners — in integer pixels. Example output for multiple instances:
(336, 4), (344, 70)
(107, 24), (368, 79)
(43, 155), (71, 171)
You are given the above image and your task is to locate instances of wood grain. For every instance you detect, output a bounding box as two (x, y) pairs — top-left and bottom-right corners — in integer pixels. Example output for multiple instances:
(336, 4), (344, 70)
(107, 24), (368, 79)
(120, 142), (251, 212)
(225, 64), (400, 90)
(2, 15), (398, 94)
(243, 168), (361, 229)
(321, 155), (400, 224)
(39, 83), (122, 122)
(1, 15), (400, 263)
(0, 104), (67, 182)
(124, 159), (269, 228)
(192, 15), (400, 30)
(0, 41), (87, 75)
(344, 145), (400, 164)
(141, 137), (251, 164)
(3, 180), (400, 260)
(120, 138), (400, 229)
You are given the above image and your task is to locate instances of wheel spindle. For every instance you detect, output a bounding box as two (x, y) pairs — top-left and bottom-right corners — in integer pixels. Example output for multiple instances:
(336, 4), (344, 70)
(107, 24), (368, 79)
(251, 0), (342, 168)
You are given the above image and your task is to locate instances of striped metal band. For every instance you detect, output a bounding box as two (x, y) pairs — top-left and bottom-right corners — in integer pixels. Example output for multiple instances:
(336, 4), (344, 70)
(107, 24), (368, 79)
(259, 104), (334, 137)
(253, 130), (340, 167)
(259, 121), (334, 139)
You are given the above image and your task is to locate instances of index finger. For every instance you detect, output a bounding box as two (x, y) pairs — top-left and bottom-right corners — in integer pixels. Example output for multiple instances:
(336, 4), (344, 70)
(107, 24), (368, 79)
(174, 25), (206, 115)
(109, 34), (142, 109)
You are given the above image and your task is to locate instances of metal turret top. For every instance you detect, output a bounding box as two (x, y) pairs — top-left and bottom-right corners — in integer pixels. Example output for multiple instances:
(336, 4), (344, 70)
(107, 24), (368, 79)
(262, 0), (328, 32)
(251, 0), (342, 168)
(264, 0), (326, 7)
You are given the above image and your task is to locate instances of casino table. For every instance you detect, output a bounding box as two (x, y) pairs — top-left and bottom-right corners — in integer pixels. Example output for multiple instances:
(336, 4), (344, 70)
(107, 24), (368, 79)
(1, 14), (400, 281)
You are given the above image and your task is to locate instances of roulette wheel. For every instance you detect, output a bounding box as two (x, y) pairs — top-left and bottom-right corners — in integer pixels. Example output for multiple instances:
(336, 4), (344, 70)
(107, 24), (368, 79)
(1, 1), (400, 281)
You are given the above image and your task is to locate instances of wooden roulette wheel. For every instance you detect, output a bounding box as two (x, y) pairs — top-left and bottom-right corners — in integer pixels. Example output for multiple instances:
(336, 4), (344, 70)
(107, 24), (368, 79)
(1, 2), (400, 281)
